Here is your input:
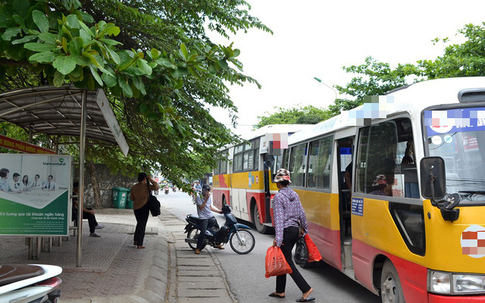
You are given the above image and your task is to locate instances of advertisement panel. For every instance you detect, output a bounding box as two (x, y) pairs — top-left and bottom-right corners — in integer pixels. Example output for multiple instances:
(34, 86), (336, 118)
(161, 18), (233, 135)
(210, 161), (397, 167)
(0, 154), (71, 236)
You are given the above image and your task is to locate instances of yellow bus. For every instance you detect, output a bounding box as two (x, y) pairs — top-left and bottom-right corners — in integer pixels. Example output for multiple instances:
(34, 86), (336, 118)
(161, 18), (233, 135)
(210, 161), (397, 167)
(212, 124), (311, 234)
(284, 77), (485, 303)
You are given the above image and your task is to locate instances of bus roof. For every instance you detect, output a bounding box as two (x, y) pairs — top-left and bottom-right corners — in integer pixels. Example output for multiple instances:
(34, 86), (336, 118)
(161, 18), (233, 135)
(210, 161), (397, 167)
(244, 124), (314, 141)
(289, 77), (485, 145)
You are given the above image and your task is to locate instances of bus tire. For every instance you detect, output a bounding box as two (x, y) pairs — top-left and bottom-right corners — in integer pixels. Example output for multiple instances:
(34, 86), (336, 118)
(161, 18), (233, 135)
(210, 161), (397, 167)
(252, 205), (269, 234)
(380, 260), (405, 303)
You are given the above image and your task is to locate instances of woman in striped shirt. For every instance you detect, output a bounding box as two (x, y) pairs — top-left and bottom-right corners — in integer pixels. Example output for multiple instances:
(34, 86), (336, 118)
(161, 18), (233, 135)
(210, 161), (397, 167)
(269, 169), (315, 302)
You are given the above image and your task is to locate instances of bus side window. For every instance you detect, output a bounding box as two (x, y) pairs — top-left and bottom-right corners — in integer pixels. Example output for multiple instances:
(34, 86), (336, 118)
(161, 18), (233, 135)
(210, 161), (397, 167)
(307, 136), (332, 190)
(289, 144), (306, 187)
(356, 121), (398, 196)
(400, 139), (419, 198)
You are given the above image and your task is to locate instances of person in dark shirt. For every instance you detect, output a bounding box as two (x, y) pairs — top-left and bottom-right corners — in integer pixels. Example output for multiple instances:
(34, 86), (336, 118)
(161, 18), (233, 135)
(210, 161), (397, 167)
(72, 181), (104, 237)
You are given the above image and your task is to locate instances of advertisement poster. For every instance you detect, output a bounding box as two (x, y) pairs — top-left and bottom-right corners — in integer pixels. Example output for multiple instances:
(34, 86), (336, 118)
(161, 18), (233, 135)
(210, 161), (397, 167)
(0, 154), (71, 236)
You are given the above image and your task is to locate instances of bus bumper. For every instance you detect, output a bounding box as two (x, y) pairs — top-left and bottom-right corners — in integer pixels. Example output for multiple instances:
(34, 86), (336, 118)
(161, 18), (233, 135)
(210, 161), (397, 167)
(428, 293), (485, 302)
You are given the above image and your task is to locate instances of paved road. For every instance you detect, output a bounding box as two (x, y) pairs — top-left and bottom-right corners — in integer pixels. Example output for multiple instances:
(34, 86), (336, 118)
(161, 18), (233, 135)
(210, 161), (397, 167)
(0, 190), (381, 302)
(163, 191), (381, 303)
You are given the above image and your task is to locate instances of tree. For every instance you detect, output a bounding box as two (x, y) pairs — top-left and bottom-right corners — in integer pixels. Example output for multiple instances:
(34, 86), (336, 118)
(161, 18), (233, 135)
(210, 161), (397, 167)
(330, 56), (422, 115)
(418, 23), (485, 78)
(254, 23), (485, 133)
(0, 0), (272, 190)
(331, 23), (485, 115)
(254, 105), (332, 129)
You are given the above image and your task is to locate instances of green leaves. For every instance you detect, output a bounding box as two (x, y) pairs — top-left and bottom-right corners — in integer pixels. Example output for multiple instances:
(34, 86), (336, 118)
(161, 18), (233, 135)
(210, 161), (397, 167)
(417, 23), (485, 79)
(0, 0), (269, 187)
(29, 51), (56, 63)
(24, 42), (57, 52)
(255, 105), (332, 129)
(11, 34), (36, 45)
(53, 55), (77, 74)
(13, 0), (30, 18)
(5, 6), (155, 95)
(32, 10), (49, 33)
(136, 59), (152, 75)
(0, 12), (12, 28)
(2, 27), (21, 41)
(68, 37), (83, 56)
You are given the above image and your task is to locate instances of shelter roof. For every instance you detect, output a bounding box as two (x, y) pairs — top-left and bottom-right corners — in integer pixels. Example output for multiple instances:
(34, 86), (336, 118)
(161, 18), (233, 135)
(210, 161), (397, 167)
(0, 85), (129, 156)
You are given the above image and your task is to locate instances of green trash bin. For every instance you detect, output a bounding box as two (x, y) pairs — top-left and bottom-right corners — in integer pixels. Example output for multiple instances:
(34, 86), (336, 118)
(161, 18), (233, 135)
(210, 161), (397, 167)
(126, 190), (133, 209)
(113, 187), (129, 209)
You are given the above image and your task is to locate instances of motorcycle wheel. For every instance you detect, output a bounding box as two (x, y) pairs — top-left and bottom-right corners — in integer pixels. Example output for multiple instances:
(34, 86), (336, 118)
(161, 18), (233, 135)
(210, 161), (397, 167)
(187, 228), (205, 250)
(229, 229), (255, 254)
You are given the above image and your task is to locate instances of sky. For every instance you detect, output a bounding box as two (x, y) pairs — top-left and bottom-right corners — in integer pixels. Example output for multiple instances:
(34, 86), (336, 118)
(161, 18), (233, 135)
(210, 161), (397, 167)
(209, 0), (485, 138)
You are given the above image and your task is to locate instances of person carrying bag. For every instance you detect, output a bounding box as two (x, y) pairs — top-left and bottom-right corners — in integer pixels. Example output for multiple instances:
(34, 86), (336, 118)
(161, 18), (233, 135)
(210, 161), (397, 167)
(130, 173), (159, 249)
(265, 246), (292, 278)
(304, 234), (322, 263)
(268, 169), (315, 302)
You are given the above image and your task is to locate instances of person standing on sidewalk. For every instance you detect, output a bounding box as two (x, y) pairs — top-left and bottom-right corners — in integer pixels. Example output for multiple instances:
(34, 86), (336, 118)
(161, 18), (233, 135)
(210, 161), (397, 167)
(269, 169), (315, 302)
(194, 184), (222, 254)
(130, 173), (159, 249)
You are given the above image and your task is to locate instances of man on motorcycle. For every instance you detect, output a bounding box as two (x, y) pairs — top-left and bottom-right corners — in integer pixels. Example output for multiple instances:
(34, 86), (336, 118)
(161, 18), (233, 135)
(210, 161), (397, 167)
(194, 184), (223, 254)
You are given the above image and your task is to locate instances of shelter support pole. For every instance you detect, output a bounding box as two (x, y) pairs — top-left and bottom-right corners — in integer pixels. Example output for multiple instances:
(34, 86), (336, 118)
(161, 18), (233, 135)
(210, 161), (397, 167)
(28, 126), (32, 143)
(54, 136), (59, 154)
(76, 90), (87, 267)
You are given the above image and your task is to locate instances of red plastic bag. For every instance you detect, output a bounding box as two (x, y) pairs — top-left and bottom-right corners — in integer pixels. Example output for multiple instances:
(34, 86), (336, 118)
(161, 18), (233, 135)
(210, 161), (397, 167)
(304, 234), (322, 262)
(265, 246), (292, 278)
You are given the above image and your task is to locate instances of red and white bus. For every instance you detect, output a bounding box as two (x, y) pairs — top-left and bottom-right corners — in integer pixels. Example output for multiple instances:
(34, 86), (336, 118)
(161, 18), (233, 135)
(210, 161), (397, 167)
(212, 124), (311, 234)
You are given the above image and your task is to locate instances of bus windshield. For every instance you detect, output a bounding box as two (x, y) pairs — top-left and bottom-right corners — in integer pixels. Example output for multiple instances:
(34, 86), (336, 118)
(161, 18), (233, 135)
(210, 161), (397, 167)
(425, 107), (485, 201)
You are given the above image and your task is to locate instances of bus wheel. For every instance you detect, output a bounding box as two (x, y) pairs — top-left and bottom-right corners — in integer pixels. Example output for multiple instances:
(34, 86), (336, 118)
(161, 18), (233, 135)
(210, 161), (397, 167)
(252, 206), (269, 234)
(380, 260), (405, 303)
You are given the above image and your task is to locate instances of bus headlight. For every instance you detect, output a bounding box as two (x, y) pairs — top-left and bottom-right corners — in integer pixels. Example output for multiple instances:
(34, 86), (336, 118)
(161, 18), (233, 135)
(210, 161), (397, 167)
(429, 271), (451, 293)
(453, 275), (485, 293)
(429, 270), (485, 294)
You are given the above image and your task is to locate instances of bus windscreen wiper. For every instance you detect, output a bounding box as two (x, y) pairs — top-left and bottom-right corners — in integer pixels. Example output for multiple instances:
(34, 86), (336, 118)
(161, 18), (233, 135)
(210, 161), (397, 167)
(458, 190), (485, 195)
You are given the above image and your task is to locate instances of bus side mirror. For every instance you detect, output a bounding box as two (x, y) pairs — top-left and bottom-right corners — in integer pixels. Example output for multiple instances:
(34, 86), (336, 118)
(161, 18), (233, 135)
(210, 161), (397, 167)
(420, 157), (446, 202)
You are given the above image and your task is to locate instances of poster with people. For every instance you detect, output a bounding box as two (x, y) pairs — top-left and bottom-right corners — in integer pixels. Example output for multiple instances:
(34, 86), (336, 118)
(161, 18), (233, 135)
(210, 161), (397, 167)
(0, 154), (71, 236)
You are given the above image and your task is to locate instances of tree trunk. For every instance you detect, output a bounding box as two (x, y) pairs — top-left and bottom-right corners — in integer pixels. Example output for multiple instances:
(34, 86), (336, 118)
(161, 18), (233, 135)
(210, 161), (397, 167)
(89, 161), (101, 208)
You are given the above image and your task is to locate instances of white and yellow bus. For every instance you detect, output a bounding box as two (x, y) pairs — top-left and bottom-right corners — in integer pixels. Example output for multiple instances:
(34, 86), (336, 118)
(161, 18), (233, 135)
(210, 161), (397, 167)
(212, 124), (311, 234)
(284, 77), (485, 303)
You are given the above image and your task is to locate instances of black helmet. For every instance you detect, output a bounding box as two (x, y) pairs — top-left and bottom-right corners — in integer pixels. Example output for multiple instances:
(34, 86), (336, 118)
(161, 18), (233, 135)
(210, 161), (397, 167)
(202, 184), (211, 192)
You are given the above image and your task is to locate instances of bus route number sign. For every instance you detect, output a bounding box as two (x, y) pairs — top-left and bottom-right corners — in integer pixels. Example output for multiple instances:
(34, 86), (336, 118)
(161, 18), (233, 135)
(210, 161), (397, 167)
(351, 198), (364, 216)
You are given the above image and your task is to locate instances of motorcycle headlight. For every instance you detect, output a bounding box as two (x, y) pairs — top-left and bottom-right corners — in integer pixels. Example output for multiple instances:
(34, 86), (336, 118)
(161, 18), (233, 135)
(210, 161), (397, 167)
(429, 270), (485, 294)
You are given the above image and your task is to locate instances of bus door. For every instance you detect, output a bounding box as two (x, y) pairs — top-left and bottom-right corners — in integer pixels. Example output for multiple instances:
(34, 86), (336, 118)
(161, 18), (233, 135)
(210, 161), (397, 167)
(337, 137), (354, 272)
(262, 153), (274, 226)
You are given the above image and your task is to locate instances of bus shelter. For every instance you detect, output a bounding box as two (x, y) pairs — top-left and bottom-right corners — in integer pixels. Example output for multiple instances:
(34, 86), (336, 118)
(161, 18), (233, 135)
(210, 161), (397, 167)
(0, 85), (129, 266)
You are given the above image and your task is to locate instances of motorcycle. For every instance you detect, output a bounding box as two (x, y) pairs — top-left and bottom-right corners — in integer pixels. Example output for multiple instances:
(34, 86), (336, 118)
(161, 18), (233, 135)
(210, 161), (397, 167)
(184, 204), (255, 254)
(164, 186), (169, 195)
(0, 264), (62, 303)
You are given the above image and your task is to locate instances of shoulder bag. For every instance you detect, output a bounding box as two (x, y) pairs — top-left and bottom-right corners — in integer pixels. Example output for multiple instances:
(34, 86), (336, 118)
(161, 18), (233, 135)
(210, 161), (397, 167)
(146, 181), (161, 216)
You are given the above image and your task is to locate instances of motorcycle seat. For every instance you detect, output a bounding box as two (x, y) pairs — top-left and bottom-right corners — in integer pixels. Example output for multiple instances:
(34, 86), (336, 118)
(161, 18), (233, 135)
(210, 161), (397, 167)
(186, 214), (202, 224)
(0, 264), (45, 286)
